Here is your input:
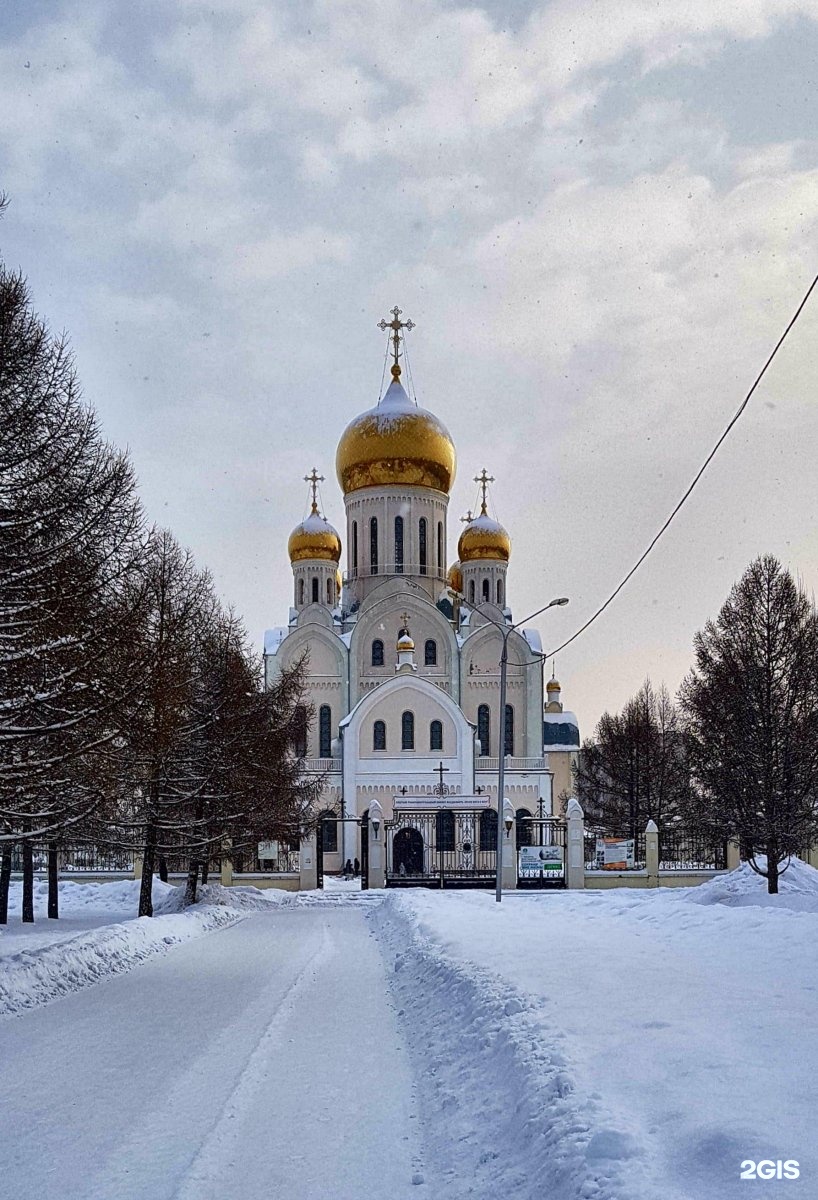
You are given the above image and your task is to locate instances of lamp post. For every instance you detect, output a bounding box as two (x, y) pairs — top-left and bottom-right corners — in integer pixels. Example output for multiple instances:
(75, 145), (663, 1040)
(494, 597), (569, 903)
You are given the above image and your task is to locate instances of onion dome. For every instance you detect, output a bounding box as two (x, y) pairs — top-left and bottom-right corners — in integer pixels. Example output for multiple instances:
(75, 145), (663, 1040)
(447, 563), (463, 594)
(396, 631), (415, 652)
(288, 506), (342, 564)
(457, 511), (511, 563)
(546, 677), (561, 695)
(336, 374), (456, 496)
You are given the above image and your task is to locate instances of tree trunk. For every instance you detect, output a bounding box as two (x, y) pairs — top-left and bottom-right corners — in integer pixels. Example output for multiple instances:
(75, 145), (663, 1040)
(0, 843), (12, 924)
(138, 826), (157, 917)
(158, 856), (168, 883)
(766, 848), (780, 894)
(201, 860), (209, 884)
(184, 860), (200, 907)
(47, 843), (59, 919)
(22, 842), (34, 923)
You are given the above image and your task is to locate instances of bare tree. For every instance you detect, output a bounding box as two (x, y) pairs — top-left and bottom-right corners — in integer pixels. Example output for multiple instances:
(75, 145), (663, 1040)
(680, 555), (818, 893)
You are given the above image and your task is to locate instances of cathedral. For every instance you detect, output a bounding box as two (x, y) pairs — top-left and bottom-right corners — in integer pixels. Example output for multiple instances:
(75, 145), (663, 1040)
(264, 309), (579, 876)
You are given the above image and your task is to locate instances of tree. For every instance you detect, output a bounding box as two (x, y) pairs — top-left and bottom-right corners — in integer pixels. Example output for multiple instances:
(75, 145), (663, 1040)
(574, 679), (690, 837)
(680, 555), (818, 893)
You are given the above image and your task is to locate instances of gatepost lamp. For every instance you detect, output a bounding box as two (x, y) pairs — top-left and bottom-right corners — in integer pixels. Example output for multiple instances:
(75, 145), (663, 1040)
(503, 798), (515, 838)
(369, 798), (383, 840)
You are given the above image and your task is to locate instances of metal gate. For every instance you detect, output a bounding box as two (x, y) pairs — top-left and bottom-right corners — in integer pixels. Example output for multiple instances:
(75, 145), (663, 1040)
(315, 819), (324, 889)
(385, 808), (496, 889)
(360, 814), (369, 890)
(516, 818), (567, 889)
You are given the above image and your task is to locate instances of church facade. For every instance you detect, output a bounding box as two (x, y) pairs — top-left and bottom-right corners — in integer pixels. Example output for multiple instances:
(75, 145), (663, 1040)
(264, 310), (579, 875)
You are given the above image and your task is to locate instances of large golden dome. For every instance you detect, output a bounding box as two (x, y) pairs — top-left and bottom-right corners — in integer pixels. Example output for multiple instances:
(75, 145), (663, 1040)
(288, 507), (342, 563)
(336, 375), (456, 496)
(458, 512), (511, 563)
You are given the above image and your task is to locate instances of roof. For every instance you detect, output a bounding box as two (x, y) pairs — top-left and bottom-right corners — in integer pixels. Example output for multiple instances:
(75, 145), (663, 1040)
(542, 711), (580, 750)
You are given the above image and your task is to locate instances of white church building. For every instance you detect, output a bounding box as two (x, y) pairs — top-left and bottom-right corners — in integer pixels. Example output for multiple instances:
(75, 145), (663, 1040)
(264, 309), (579, 877)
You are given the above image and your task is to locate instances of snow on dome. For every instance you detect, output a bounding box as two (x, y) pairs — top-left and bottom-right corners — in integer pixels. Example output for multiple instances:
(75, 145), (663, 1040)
(287, 510), (342, 563)
(457, 511), (511, 563)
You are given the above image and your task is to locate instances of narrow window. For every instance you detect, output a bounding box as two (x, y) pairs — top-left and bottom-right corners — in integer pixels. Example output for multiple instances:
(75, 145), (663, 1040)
(327, 578), (332, 604)
(477, 704), (490, 756)
(298, 578), (305, 606)
(352, 521), (358, 575)
(292, 705), (308, 757)
(424, 639), (437, 666)
(371, 639), (384, 667)
(430, 720), (443, 751)
(482, 577), (490, 602)
(373, 720), (386, 751)
(437, 521), (443, 572)
(469, 580), (475, 604)
(479, 809), (498, 851)
(419, 517), (427, 575)
(395, 515), (404, 573)
(312, 576), (319, 603)
(370, 517), (378, 574)
(497, 578), (503, 606)
(320, 810), (338, 853)
(436, 809), (454, 851)
(319, 705), (332, 758)
(504, 704), (514, 758)
(401, 711), (415, 750)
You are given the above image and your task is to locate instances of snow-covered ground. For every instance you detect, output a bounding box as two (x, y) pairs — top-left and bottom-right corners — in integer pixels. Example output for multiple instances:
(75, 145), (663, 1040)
(0, 864), (815, 1199)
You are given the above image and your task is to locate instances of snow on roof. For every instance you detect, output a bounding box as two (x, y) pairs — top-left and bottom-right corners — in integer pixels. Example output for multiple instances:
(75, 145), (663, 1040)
(264, 627), (288, 655)
(522, 628), (543, 654)
(544, 710), (579, 726)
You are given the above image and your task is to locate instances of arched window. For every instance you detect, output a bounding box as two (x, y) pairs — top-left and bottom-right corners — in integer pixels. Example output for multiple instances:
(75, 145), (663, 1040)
(298, 578), (305, 606)
(394, 515), (404, 573)
(504, 704), (514, 758)
(482, 577), (490, 602)
(401, 711), (415, 750)
(469, 579), (476, 604)
(437, 521), (443, 570)
(479, 809), (498, 851)
(319, 705), (332, 758)
(373, 720), (386, 751)
(370, 516), (378, 574)
(430, 720), (443, 751)
(419, 517), (427, 575)
(292, 705), (308, 757)
(424, 638), (437, 666)
(311, 576), (319, 603)
(319, 809), (338, 853)
(352, 521), (358, 575)
(436, 809), (454, 851)
(371, 639), (384, 667)
(516, 808), (533, 848)
(477, 704), (490, 756)
(497, 578), (503, 606)
(327, 577), (332, 604)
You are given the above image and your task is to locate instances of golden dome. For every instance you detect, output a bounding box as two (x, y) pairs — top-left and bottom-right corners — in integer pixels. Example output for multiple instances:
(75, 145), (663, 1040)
(546, 678), (561, 693)
(457, 512), (511, 564)
(397, 632), (415, 651)
(447, 563), (463, 594)
(336, 376), (456, 496)
(288, 508), (342, 564)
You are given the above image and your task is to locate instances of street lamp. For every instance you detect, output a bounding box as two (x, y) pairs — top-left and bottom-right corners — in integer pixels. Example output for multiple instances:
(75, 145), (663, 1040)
(493, 596), (569, 902)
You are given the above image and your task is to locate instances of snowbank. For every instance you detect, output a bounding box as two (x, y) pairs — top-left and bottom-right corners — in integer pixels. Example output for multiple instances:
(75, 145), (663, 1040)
(685, 855), (818, 911)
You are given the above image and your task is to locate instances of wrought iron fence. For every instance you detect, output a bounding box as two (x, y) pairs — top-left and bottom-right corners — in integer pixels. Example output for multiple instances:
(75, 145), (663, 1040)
(385, 809), (496, 887)
(658, 829), (727, 871)
(9, 843), (133, 873)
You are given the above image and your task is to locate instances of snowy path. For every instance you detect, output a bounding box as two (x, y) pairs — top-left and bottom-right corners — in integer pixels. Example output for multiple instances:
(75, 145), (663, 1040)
(0, 902), (426, 1200)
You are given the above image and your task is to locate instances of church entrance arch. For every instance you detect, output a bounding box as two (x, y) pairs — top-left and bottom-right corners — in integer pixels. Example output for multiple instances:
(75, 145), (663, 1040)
(392, 827), (424, 877)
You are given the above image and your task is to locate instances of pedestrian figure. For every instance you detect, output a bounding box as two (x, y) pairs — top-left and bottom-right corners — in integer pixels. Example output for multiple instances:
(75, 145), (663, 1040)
(353, 857), (360, 878)
(343, 858), (353, 880)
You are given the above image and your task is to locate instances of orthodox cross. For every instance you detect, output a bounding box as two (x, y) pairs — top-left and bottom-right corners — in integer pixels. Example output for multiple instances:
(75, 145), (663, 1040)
(378, 306), (415, 381)
(399, 611), (411, 631)
(474, 469), (495, 515)
(432, 760), (451, 797)
(304, 468), (324, 514)
(460, 509), (474, 525)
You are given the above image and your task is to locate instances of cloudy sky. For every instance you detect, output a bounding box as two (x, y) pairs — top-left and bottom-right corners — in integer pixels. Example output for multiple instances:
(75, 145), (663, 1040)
(2, 0), (818, 731)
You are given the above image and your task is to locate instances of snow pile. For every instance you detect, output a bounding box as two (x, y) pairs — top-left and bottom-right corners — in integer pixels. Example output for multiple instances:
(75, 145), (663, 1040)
(5, 875), (176, 919)
(158, 882), (292, 912)
(686, 855), (818, 911)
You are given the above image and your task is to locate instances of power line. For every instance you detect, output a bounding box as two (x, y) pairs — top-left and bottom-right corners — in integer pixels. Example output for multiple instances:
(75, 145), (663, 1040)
(547, 272), (818, 658)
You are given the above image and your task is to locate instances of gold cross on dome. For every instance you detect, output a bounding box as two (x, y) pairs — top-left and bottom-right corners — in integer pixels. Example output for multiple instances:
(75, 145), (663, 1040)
(474, 468), (495, 515)
(460, 510), (474, 525)
(304, 468), (324, 514)
(399, 611), (411, 629)
(378, 306), (415, 381)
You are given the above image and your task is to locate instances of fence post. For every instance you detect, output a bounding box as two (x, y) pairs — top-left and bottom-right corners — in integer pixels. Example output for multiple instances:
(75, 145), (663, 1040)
(220, 840), (233, 888)
(133, 855), (143, 881)
(368, 800), (386, 889)
(299, 832), (318, 891)
(501, 798), (517, 891)
(726, 839), (741, 871)
(645, 819), (659, 887)
(565, 797), (585, 889)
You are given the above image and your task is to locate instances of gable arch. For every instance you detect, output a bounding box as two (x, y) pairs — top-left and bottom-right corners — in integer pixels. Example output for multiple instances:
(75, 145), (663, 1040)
(349, 588), (460, 706)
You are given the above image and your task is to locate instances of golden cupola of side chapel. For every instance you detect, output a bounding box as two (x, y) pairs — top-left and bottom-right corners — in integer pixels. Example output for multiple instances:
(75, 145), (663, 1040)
(289, 469), (342, 611)
(336, 307), (456, 604)
(457, 469), (511, 609)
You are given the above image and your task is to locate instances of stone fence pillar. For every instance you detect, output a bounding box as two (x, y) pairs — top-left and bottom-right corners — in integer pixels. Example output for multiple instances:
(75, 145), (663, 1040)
(726, 839), (741, 871)
(220, 841), (233, 888)
(299, 833), (318, 891)
(501, 798), (517, 891)
(132, 855), (143, 881)
(368, 800), (386, 890)
(565, 797), (585, 889)
(645, 819), (659, 887)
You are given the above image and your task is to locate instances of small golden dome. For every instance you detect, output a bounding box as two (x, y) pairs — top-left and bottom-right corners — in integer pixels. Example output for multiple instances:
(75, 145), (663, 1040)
(546, 678), (561, 693)
(397, 632), (415, 652)
(336, 377), (456, 496)
(447, 563), (463, 594)
(458, 512), (511, 564)
(288, 508), (342, 564)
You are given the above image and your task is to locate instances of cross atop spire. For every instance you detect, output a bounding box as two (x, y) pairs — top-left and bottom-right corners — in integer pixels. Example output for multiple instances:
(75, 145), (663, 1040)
(460, 510), (474, 525)
(474, 468), (495, 515)
(304, 468), (324, 514)
(378, 306), (415, 382)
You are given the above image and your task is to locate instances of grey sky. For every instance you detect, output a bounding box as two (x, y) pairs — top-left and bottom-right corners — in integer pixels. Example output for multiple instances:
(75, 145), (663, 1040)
(2, 0), (818, 732)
